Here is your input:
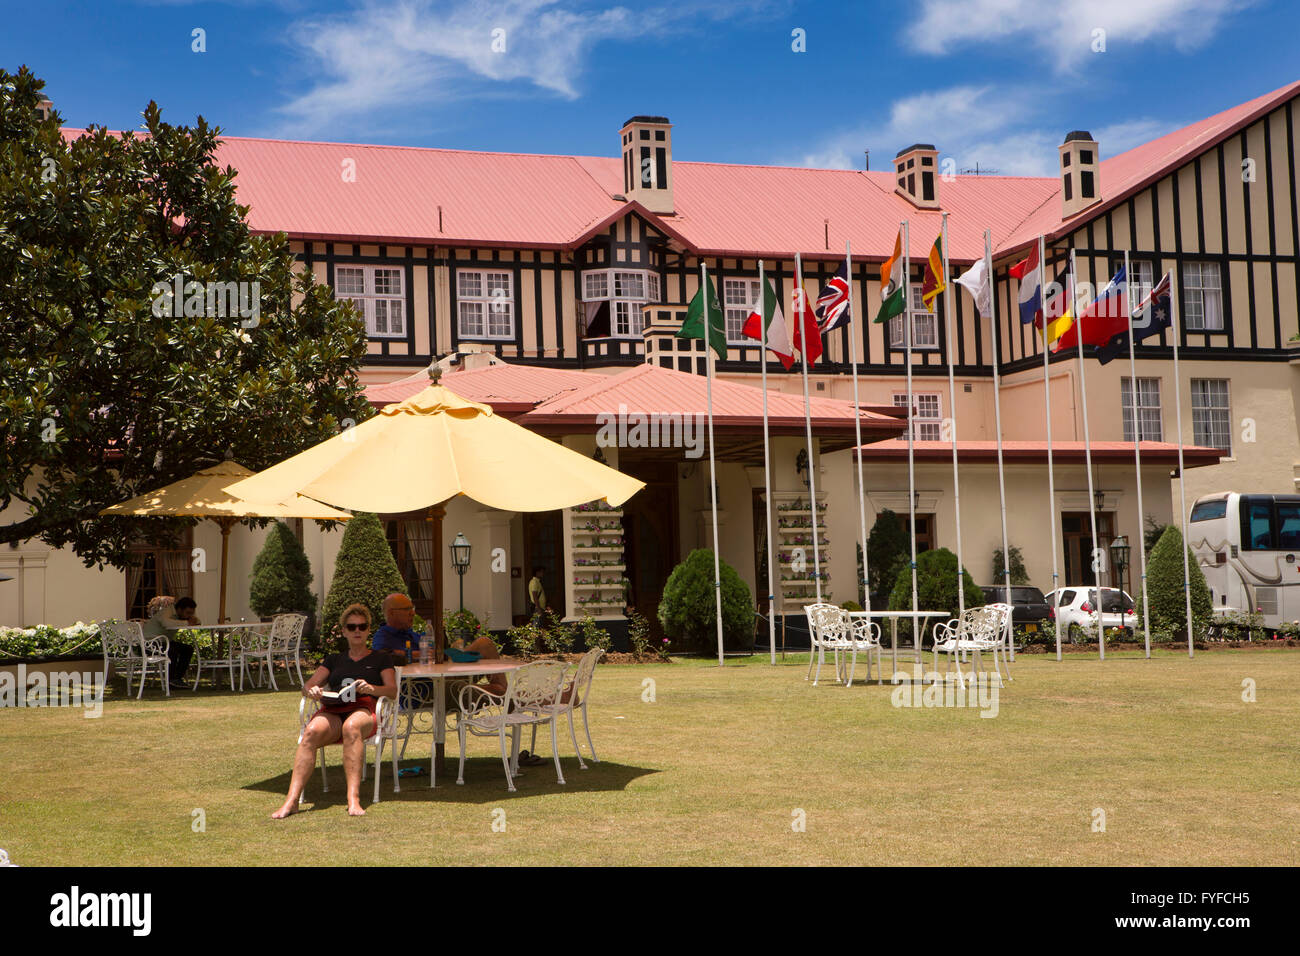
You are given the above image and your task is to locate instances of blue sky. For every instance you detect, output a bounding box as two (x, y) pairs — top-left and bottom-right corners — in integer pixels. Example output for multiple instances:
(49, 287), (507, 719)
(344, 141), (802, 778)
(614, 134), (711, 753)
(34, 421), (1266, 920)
(4, 0), (1298, 176)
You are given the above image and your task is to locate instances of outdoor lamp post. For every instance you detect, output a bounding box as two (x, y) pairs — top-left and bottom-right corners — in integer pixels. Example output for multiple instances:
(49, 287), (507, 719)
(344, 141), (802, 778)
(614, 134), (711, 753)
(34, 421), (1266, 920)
(1109, 534), (1130, 591)
(450, 532), (472, 612)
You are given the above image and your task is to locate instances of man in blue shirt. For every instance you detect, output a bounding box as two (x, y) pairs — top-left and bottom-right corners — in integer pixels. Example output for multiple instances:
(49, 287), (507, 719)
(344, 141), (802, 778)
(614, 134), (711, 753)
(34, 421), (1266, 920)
(372, 593), (422, 663)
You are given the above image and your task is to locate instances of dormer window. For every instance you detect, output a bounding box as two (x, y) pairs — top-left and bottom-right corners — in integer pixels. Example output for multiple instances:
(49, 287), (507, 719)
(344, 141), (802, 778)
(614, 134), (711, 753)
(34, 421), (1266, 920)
(581, 268), (661, 338)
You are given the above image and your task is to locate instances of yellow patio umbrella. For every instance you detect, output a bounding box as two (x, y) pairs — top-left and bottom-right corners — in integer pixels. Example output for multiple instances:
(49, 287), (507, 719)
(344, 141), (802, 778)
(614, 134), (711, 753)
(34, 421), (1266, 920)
(100, 461), (352, 623)
(223, 382), (645, 656)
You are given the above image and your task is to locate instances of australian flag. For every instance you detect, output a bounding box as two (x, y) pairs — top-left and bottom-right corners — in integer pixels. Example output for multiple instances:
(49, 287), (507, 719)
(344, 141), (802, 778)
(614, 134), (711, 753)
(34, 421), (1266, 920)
(815, 262), (852, 333)
(1095, 271), (1173, 364)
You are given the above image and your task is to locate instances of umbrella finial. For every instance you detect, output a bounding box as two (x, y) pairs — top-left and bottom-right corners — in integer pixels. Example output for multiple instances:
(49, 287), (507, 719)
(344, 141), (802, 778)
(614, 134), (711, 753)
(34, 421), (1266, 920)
(223, 447), (235, 461)
(428, 364), (443, 385)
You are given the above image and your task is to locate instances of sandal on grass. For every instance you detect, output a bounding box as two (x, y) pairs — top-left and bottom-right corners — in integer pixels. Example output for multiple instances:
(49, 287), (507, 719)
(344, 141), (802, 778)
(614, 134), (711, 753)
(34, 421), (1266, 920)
(517, 750), (546, 767)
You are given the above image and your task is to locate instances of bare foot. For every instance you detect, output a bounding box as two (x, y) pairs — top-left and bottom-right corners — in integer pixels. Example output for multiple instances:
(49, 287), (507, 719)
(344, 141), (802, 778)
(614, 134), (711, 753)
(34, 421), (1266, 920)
(271, 801), (298, 819)
(347, 802), (366, 816)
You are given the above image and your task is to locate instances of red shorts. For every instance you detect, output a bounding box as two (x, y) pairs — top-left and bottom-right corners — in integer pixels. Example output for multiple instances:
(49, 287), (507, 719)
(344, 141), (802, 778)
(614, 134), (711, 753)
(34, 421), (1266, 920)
(318, 697), (377, 722)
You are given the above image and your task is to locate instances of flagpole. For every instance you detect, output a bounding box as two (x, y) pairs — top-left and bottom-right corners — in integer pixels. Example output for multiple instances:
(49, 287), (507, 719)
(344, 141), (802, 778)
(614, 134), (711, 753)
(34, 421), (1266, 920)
(846, 242), (870, 613)
(795, 252), (822, 605)
(1170, 264), (1195, 658)
(1070, 248), (1104, 659)
(1124, 250), (1152, 659)
(1039, 235), (1063, 662)
(986, 229), (1013, 659)
(759, 259), (778, 665)
(940, 214), (965, 624)
(701, 261), (726, 667)
(903, 220), (918, 642)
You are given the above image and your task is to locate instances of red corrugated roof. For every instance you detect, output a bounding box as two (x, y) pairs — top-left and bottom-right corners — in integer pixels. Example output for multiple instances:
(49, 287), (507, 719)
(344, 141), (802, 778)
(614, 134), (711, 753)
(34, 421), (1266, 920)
(999, 79), (1300, 254)
(858, 439), (1222, 467)
(365, 364), (605, 411)
(519, 363), (905, 438)
(65, 79), (1298, 265)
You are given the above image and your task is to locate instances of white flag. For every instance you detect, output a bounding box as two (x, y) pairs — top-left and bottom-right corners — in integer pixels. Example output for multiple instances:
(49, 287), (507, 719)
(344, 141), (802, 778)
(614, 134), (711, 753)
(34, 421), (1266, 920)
(956, 257), (992, 319)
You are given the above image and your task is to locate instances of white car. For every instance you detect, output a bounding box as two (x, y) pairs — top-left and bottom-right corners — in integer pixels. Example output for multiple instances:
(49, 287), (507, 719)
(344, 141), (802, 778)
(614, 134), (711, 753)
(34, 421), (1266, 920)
(1044, 587), (1137, 642)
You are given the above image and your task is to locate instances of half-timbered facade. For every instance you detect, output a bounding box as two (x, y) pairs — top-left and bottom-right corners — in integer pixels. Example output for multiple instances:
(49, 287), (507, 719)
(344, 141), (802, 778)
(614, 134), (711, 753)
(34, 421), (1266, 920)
(5, 83), (1299, 632)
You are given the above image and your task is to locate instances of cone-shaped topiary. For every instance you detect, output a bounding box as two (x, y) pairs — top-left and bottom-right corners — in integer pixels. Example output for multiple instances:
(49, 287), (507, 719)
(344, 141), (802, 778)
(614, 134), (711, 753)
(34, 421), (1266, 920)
(888, 547), (984, 637)
(321, 512), (408, 652)
(249, 520), (318, 638)
(1139, 523), (1212, 637)
(658, 548), (754, 654)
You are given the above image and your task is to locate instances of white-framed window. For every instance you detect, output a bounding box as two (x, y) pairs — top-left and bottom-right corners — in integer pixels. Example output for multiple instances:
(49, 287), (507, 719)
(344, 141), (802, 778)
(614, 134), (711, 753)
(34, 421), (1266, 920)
(889, 284), (938, 349)
(335, 265), (405, 337)
(579, 268), (660, 338)
(1191, 378), (1231, 454)
(1183, 262), (1224, 331)
(1126, 260), (1154, 306)
(1120, 377), (1162, 442)
(613, 301), (645, 337)
(893, 392), (942, 441)
(723, 278), (760, 343)
(457, 269), (514, 340)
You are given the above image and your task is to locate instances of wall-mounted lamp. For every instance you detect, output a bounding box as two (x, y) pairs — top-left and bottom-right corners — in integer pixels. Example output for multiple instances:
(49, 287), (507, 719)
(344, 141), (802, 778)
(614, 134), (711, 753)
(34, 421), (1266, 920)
(795, 448), (810, 488)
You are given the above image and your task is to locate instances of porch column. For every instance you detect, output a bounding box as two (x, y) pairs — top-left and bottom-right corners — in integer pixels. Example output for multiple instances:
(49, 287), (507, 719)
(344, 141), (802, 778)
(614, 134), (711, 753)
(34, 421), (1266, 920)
(476, 508), (517, 631)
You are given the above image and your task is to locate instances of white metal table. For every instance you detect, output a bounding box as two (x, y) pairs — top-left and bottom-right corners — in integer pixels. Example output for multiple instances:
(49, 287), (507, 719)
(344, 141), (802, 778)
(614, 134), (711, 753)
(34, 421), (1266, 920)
(187, 622), (265, 690)
(847, 610), (951, 679)
(393, 659), (523, 783)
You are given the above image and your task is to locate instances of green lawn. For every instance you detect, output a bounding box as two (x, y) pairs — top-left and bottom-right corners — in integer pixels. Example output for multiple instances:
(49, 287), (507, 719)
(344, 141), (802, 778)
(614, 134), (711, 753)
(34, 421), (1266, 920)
(2, 648), (1297, 866)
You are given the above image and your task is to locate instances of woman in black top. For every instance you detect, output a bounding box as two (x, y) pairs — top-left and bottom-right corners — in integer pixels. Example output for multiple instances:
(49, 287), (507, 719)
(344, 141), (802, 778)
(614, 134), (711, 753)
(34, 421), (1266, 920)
(272, 603), (396, 819)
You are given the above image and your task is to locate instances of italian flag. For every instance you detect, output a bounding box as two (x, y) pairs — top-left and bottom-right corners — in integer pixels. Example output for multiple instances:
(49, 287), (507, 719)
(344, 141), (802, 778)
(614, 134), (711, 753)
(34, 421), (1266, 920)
(874, 229), (906, 323)
(741, 278), (795, 369)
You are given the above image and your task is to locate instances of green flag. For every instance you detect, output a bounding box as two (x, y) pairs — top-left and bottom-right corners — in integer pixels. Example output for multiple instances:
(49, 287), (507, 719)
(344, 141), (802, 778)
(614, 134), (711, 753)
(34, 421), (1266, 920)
(678, 275), (727, 361)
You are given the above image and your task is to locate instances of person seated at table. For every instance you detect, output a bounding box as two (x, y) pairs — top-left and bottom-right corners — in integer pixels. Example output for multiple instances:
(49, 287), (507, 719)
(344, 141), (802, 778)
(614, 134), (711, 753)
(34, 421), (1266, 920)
(140, 595), (197, 689)
(273, 603), (396, 819)
(372, 593), (422, 663)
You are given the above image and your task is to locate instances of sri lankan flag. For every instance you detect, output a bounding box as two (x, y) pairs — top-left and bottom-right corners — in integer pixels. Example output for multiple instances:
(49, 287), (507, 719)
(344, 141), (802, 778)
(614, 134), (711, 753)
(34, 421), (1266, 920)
(920, 236), (945, 312)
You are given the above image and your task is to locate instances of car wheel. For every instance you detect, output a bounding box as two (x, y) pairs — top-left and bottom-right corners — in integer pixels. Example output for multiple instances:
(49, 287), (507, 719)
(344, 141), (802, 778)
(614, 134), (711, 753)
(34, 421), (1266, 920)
(1068, 624), (1084, 644)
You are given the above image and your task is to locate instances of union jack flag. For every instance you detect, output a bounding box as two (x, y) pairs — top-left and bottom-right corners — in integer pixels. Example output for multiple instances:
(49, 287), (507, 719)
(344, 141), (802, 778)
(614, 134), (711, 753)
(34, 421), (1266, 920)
(815, 261), (852, 333)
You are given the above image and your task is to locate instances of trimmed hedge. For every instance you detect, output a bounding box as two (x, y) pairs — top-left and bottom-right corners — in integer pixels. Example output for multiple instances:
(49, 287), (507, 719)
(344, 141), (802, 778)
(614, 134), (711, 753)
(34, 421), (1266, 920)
(249, 521), (318, 639)
(321, 512), (407, 652)
(888, 547), (984, 636)
(658, 548), (754, 653)
(1140, 524), (1212, 636)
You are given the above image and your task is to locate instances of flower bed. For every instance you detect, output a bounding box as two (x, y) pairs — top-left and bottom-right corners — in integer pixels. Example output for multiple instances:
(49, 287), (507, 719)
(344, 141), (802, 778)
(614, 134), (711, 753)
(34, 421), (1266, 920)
(0, 622), (103, 663)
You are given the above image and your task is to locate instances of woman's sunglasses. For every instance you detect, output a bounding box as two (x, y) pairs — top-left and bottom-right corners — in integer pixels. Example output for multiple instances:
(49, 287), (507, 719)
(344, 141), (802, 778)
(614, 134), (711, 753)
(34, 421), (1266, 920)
(344, 622), (369, 632)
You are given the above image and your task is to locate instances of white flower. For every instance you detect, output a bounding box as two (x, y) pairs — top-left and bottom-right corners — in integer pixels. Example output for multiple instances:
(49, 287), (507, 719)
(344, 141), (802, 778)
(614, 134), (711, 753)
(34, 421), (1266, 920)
(238, 331), (252, 344)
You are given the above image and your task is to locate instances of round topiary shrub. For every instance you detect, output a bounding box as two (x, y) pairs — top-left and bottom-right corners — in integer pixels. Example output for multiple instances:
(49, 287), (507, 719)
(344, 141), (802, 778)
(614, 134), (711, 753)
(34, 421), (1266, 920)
(1140, 524), (1212, 638)
(321, 512), (408, 652)
(658, 548), (754, 654)
(888, 547), (984, 637)
(249, 520), (318, 639)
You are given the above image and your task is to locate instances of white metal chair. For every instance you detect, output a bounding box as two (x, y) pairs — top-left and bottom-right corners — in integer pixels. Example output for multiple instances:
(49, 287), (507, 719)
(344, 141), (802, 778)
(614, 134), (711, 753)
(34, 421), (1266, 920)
(932, 605), (1007, 686)
(803, 602), (840, 684)
(238, 625), (278, 691)
(192, 629), (240, 690)
(841, 611), (883, 686)
(979, 602), (1015, 680)
(295, 696), (398, 806)
(132, 623), (171, 699)
(101, 620), (142, 697)
(456, 660), (569, 792)
(524, 647), (604, 768)
(268, 614), (308, 686)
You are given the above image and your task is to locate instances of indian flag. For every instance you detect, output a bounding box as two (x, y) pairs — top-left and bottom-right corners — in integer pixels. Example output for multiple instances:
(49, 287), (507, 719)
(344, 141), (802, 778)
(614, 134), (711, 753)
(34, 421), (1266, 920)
(741, 278), (795, 370)
(874, 229), (906, 324)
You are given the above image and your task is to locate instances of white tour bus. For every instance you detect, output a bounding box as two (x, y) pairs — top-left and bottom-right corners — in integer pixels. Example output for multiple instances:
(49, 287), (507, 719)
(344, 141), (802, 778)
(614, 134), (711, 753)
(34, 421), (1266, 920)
(1189, 492), (1300, 628)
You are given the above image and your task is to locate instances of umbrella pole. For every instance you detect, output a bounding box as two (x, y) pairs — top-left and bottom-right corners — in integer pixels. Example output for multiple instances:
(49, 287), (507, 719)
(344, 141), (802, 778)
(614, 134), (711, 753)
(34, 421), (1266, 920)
(428, 502), (447, 772)
(429, 503), (447, 663)
(218, 518), (234, 624)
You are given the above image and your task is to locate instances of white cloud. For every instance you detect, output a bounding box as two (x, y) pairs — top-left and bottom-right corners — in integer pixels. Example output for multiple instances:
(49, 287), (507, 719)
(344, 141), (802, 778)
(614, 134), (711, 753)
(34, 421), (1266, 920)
(783, 85), (1179, 177)
(271, 0), (778, 138)
(905, 0), (1256, 69)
